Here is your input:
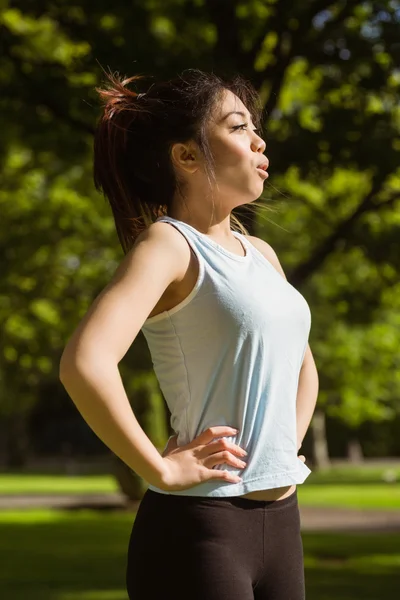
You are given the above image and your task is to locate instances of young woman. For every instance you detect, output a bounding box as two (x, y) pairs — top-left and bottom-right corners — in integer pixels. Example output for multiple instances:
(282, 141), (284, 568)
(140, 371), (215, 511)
(59, 68), (319, 600)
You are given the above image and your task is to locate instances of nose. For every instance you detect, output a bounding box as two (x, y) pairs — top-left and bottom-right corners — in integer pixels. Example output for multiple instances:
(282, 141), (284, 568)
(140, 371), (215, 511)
(251, 134), (266, 154)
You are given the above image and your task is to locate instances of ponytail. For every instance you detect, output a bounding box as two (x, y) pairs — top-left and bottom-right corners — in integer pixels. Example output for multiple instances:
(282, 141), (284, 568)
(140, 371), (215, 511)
(93, 67), (264, 253)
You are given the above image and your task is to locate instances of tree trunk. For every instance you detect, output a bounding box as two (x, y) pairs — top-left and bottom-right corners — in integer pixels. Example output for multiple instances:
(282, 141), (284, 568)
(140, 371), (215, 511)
(347, 437), (364, 463)
(113, 456), (147, 500)
(112, 376), (163, 501)
(0, 421), (8, 468)
(5, 414), (30, 468)
(311, 409), (331, 469)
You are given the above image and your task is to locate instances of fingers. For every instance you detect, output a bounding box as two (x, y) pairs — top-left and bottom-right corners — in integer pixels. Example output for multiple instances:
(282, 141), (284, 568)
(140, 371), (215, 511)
(200, 437), (247, 460)
(203, 450), (247, 471)
(208, 469), (243, 484)
(193, 429), (246, 476)
(196, 426), (239, 445)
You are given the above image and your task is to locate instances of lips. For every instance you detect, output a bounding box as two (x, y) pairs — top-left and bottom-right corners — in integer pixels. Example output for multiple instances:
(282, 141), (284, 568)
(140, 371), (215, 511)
(256, 159), (269, 179)
(256, 167), (269, 180)
(257, 160), (269, 171)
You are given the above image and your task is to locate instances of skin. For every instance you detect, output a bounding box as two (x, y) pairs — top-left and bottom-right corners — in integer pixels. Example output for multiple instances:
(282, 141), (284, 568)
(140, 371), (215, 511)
(164, 89), (319, 501)
(59, 88), (318, 501)
(168, 88), (268, 242)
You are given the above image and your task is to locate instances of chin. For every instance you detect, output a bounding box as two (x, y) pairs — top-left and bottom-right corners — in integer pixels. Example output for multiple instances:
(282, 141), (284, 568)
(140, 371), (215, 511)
(253, 182), (265, 197)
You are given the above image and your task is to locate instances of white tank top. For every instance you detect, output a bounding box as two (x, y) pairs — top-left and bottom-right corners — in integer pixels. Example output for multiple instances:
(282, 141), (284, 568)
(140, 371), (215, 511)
(141, 215), (312, 496)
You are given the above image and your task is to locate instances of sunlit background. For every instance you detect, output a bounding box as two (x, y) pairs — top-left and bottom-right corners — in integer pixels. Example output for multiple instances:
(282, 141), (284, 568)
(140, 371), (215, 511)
(1, 1), (400, 599)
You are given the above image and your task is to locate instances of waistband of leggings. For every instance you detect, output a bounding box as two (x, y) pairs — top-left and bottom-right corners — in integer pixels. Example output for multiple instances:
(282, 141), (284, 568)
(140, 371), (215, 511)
(146, 488), (298, 510)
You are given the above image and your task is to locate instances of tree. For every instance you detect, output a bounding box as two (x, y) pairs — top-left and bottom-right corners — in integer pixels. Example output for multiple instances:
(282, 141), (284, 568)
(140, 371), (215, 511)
(1, 0), (399, 481)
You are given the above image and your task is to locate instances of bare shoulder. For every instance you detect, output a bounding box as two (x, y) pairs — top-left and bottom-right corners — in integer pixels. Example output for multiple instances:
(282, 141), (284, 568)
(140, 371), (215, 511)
(243, 234), (287, 280)
(135, 219), (190, 253)
(130, 219), (191, 279)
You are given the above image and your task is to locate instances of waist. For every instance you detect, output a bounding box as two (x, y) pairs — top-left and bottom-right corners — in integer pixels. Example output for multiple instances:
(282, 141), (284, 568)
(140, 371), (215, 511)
(145, 487), (299, 510)
(240, 484), (296, 501)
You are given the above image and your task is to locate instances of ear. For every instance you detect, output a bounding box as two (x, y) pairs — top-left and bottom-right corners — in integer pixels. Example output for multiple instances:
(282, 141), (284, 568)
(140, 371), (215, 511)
(170, 142), (199, 174)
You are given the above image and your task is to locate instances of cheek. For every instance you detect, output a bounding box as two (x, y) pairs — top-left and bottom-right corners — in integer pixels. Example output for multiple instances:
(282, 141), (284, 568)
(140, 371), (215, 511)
(213, 139), (249, 169)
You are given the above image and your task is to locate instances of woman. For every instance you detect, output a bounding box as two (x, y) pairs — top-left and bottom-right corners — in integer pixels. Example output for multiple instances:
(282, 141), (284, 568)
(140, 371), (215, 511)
(60, 68), (319, 599)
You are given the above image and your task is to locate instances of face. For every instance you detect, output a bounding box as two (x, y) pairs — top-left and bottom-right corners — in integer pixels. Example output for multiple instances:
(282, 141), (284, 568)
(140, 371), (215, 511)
(206, 89), (268, 202)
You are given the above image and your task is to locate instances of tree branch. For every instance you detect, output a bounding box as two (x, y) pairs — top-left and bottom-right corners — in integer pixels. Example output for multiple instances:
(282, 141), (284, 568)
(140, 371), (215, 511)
(289, 174), (387, 286)
(371, 192), (400, 211)
(254, 1), (357, 116)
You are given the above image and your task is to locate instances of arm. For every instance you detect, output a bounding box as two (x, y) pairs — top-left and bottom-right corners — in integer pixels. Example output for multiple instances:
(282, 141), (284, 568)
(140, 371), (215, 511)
(296, 344), (319, 450)
(60, 358), (167, 487)
(245, 235), (319, 450)
(59, 223), (187, 489)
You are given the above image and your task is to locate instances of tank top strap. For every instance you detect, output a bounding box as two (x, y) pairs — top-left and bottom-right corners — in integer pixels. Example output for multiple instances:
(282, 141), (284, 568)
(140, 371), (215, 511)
(155, 216), (251, 263)
(155, 215), (206, 266)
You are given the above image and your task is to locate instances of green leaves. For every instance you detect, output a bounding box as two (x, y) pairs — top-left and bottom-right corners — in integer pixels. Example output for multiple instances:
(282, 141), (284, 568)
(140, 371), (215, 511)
(1, 0), (399, 454)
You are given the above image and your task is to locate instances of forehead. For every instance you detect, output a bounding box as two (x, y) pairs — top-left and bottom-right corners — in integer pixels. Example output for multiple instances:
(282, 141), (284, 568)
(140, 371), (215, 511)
(213, 89), (252, 125)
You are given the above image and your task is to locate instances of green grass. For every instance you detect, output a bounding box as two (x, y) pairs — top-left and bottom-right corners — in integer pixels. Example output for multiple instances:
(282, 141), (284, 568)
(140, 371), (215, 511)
(1, 466), (400, 510)
(304, 532), (400, 599)
(0, 509), (130, 600)
(0, 509), (398, 599)
(307, 464), (400, 485)
(0, 474), (118, 495)
(297, 464), (400, 509)
(298, 483), (400, 510)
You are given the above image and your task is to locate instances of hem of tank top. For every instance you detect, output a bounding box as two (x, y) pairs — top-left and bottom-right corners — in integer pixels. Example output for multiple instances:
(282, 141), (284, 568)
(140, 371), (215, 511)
(141, 233), (206, 326)
(157, 215), (251, 262)
(211, 462), (312, 485)
(146, 464), (312, 497)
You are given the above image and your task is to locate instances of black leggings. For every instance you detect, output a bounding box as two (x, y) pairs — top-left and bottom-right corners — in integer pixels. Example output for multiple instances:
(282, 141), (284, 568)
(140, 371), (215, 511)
(126, 488), (305, 600)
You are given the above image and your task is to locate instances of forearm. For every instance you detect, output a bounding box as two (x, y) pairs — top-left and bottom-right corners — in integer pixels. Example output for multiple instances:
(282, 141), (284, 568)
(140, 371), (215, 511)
(59, 355), (166, 487)
(296, 357), (319, 450)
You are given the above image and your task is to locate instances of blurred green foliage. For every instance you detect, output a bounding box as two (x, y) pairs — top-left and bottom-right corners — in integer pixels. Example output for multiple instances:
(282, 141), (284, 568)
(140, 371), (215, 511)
(0, 0), (399, 465)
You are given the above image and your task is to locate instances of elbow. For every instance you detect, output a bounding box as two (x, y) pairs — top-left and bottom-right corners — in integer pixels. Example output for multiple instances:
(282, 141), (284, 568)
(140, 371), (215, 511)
(59, 345), (84, 385)
(59, 350), (75, 385)
(59, 347), (114, 385)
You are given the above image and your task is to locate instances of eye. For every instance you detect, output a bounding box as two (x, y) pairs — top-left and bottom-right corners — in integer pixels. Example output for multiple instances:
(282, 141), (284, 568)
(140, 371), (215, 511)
(232, 123), (261, 135)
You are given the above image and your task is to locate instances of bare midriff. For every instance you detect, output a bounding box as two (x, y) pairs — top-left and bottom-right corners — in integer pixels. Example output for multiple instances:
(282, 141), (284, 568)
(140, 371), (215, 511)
(240, 484), (297, 501)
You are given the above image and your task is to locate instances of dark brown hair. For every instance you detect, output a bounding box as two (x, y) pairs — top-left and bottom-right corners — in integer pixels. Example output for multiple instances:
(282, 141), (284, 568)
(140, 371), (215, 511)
(93, 67), (265, 254)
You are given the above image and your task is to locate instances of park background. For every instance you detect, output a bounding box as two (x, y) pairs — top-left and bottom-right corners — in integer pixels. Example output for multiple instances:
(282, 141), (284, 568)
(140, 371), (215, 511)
(0, 0), (399, 598)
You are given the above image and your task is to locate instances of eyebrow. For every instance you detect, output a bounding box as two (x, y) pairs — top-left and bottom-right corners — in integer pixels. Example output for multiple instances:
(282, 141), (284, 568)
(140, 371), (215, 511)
(219, 110), (252, 123)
